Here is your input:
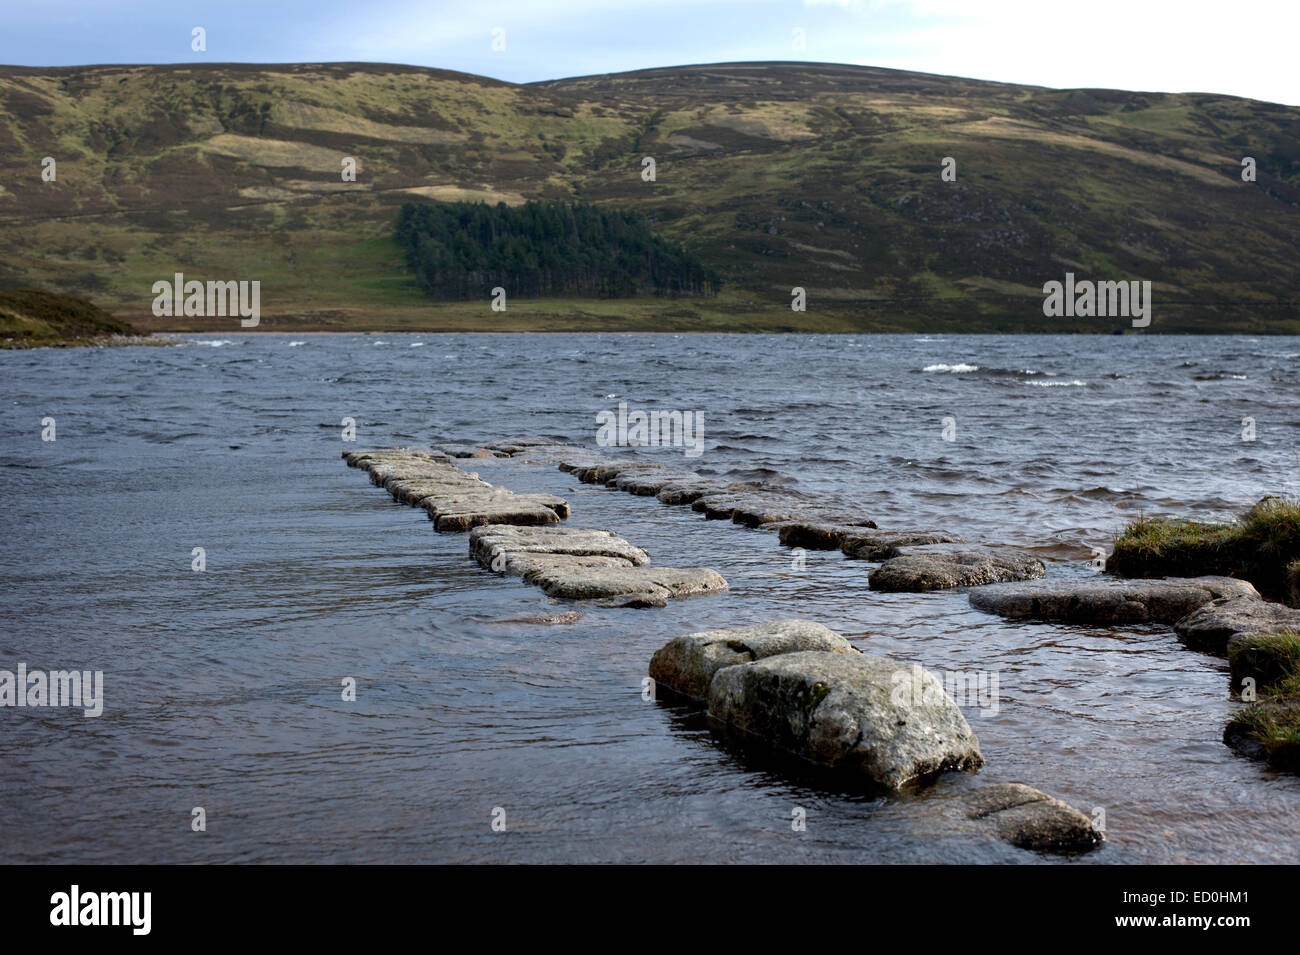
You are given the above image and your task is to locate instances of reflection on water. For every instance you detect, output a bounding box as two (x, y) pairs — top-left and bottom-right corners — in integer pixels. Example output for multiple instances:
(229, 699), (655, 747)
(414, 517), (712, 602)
(1, 333), (1298, 863)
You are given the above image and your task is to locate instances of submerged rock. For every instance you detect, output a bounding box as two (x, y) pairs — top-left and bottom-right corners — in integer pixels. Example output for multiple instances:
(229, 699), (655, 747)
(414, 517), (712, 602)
(1172, 593), (1300, 654)
(707, 651), (983, 790)
(962, 784), (1103, 853)
(649, 620), (857, 701)
(869, 544), (1045, 592)
(494, 610), (585, 626)
(970, 575), (1259, 625)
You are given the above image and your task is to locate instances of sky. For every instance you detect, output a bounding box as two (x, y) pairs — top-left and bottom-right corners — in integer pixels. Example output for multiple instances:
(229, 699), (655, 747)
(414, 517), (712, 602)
(3, 0), (1298, 106)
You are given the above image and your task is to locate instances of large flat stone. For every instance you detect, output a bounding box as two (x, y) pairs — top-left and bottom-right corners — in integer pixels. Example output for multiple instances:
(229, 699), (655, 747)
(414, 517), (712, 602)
(610, 468), (699, 495)
(688, 488), (774, 520)
(869, 544), (1045, 592)
(649, 620), (858, 701)
(385, 476), (491, 505)
(491, 552), (634, 577)
(469, 525), (651, 569)
(525, 564), (728, 602)
(707, 651), (984, 790)
(1173, 593), (1300, 654)
(656, 480), (723, 505)
(970, 575), (1260, 625)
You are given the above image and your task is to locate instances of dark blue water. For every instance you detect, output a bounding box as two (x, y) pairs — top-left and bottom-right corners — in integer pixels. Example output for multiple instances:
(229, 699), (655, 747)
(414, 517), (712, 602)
(2, 332), (1298, 863)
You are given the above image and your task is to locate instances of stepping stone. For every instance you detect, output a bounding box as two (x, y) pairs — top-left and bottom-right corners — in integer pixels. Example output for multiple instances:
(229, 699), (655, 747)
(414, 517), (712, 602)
(649, 620), (858, 701)
(490, 552), (636, 576)
(427, 496), (567, 532)
(470, 525), (650, 569)
(969, 575), (1260, 625)
(385, 474), (494, 504)
(571, 462), (640, 484)
(557, 454), (607, 473)
(596, 463), (673, 486)
(345, 450), (569, 531)
(1173, 593), (1300, 654)
(438, 443), (505, 458)
(775, 520), (883, 550)
(869, 544), (1045, 592)
(611, 468), (701, 495)
(471, 526), (725, 605)
(690, 488), (786, 521)
(728, 495), (823, 528)
(524, 564), (728, 603)
(657, 480), (724, 505)
(707, 651), (984, 790)
(344, 448), (448, 469)
(962, 784), (1103, 853)
(840, 530), (960, 559)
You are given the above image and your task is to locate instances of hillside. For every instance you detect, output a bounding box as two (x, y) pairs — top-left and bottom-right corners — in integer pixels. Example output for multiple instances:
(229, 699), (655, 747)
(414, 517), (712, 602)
(0, 60), (1297, 332)
(0, 288), (137, 345)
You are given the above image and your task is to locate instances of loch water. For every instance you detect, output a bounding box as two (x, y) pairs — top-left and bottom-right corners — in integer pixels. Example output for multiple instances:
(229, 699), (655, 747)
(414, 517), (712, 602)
(2, 332), (1298, 863)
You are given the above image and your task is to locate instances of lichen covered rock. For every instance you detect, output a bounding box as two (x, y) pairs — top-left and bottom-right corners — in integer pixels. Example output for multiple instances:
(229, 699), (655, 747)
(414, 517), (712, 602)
(707, 651), (983, 790)
(649, 619), (857, 701)
(869, 544), (1045, 592)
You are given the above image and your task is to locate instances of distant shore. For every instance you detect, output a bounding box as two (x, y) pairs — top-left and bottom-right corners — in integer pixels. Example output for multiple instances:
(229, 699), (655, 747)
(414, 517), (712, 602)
(118, 299), (1299, 336)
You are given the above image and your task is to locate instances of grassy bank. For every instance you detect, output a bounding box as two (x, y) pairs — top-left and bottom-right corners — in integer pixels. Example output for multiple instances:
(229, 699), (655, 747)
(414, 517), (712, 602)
(1226, 631), (1300, 771)
(1110, 497), (1300, 604)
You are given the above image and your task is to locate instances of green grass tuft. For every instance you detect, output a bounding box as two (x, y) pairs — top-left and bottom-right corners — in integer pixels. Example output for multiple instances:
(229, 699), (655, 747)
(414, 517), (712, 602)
(1111, 498), (1300, 602)
(1228, 630), (1300, 692)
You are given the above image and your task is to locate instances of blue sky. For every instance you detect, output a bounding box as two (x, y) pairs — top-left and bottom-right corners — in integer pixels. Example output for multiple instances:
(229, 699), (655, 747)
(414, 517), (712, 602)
(4, 1), (1298, 105)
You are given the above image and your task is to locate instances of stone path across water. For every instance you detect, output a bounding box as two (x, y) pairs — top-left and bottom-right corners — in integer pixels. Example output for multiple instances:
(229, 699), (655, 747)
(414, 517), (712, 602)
(545, 448), (1045, 591)
(343, 447), (727, 607)
(344, 448), (569, 530)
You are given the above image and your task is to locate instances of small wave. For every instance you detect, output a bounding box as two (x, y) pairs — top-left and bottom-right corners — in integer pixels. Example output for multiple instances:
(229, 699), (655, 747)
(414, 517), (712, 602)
(923, 363), (979, 373)
(287, 341), (307, 347)
(189, 339), (235, 347)
(1026, 379), (1086, 387)
(410, 342), (425, 347)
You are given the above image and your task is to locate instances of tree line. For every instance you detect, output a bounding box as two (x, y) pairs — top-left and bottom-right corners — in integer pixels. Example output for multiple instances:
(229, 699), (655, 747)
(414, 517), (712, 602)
(395, 200), (719, 299)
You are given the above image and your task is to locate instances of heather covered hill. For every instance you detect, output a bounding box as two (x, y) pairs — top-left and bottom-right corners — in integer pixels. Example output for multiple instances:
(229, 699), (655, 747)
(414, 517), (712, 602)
(0, 288), (136, 346)
(0, 60), (1296, 331)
